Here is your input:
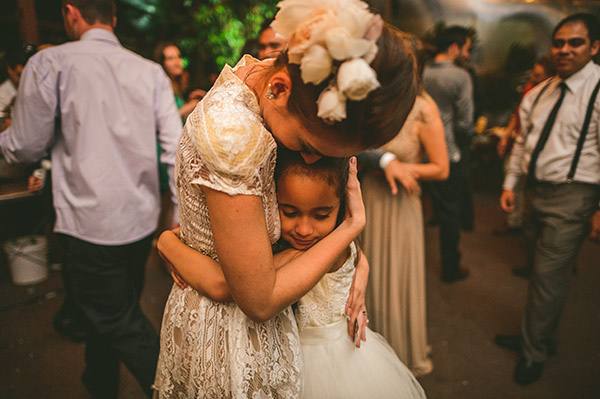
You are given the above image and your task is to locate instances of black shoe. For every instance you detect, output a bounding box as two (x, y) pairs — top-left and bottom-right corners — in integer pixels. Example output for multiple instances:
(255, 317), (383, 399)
(495, 334), (556, 356)
(514, 356), (543, 386)
(53, 313), (87, 343)
(512, 265), (533, 279)
(441, 267), (470, 283)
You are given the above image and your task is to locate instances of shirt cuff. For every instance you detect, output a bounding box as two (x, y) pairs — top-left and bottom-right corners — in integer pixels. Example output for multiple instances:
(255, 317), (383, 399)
(503, 175), (518, 191)
(379, 152), (396, 170)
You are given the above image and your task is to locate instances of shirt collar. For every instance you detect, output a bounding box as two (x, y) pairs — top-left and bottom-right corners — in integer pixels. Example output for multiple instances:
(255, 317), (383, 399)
(560, 60), (596, 94)
(80, 28), (120, 47)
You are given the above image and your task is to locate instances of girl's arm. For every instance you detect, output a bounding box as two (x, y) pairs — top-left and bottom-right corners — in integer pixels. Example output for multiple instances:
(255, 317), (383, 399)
(158, 230), (304, 303)
(157, 229), (232, 301)
(345, 244), (369, 347)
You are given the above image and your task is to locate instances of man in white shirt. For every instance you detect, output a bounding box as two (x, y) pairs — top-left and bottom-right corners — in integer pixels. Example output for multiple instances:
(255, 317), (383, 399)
(0, 0), (182, 397)
(495, 13), (600, 386)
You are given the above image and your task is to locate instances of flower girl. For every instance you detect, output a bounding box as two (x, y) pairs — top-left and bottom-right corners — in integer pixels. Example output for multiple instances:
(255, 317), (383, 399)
(158, 148), (426, 398)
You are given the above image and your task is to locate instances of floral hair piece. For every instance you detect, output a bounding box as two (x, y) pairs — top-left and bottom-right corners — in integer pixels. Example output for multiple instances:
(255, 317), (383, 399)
(272, 0), (384, 123)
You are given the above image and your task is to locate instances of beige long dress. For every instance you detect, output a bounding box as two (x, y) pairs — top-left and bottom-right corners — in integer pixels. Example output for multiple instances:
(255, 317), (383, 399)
(361, 94), (434, 377)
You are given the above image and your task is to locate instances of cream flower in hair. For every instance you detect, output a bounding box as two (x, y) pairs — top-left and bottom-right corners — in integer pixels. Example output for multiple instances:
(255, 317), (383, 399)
(300, 44), (333, 85)
(337, 58), (380, 101)
(272, 0), (384, 122)
(317, 85), (347, 123)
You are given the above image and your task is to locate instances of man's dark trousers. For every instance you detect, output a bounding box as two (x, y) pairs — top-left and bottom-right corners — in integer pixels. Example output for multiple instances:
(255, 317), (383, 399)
(58, 233), (159, 398)
(430, 161), (464, 279)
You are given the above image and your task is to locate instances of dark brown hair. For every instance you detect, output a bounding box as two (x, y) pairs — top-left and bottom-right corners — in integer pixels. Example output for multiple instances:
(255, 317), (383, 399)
(63, 0), (114, 25)
(272, 22), (418, 150)
(274, 146), (349, 226)
(153, 42), (188, 97)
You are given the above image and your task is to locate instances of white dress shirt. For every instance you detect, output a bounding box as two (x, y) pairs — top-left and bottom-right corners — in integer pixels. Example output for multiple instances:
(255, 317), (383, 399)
(0, 29), (182, 245)
(0, 79), (17, 118)
(505, 61), (600, 195)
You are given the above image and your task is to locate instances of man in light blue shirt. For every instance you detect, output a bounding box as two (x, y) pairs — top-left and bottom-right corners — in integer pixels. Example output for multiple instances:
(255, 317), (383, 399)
(0, 0), (182, 397)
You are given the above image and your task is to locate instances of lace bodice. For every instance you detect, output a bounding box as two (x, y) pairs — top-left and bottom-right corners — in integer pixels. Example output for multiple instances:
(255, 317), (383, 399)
(380, 94), (431, 163)
(176, 55), (280, 252)
(154, 56), (302, 399)
(295, 242), (357, 329)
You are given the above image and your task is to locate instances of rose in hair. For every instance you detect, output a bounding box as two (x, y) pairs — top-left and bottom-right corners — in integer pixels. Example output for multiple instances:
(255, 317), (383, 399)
(317, 86), (347, 123)
(337, 58), (380, 101)
(300, 45), (333, 85)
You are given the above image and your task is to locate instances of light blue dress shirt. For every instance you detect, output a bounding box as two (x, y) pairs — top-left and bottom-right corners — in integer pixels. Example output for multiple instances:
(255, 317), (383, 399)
(0, 29), (183, 245)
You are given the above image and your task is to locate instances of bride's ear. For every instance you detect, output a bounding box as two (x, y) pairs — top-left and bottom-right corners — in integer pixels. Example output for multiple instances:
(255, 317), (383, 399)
(265, 71), (292, 106)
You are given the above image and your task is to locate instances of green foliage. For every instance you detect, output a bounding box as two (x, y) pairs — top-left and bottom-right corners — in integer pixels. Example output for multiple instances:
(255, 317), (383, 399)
(116, 0), (279, 87)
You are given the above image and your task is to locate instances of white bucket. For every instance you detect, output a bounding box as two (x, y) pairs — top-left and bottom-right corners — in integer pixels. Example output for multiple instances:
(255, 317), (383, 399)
(3, 235), (48, 285)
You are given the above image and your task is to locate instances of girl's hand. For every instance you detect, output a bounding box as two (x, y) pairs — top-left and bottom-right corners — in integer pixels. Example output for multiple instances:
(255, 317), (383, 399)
(157, 229), (188, 289)
(345, 248), (369, 347)
(343, 157), (366, 233)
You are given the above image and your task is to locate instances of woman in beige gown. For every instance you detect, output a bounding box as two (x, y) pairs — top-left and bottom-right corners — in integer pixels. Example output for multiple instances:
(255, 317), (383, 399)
(361, 91), (448, 377)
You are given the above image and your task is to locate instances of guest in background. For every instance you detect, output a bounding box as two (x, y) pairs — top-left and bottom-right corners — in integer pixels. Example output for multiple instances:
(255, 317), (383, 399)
(0, 1), (182, 396)
(423, 25), (475, 283)
(154, 41), (205, 234)
(495, 13), (600, 386)
(493, 56), (555, 247)
(154, 41), (205, 121)
(0, 44), (36, 129)
(257, 18), (287, 60)
(360, 33), (448, 376)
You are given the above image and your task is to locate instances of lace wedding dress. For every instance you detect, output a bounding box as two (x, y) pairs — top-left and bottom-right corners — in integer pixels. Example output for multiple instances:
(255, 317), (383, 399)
(296, 242), (426, 398)
(153, 56), (302, 398)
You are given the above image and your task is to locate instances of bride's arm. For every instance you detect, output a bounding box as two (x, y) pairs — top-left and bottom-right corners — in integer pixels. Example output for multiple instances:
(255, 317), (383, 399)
(205, 157), (364, 322)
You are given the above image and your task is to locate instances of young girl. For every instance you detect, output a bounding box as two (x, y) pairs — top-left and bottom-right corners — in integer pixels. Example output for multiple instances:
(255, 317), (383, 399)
(158, 148), (427, 398)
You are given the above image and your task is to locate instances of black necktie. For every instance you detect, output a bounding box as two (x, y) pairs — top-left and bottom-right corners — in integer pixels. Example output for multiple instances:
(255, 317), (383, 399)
(527, 82), (567, 186)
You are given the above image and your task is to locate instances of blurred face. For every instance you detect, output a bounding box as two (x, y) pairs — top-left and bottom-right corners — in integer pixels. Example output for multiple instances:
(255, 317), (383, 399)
(529, 63), (551, 86)
(278, 172), (340, 250)
(457, 37), (472, 64)
(163, 46), (184, 78)
(551, 20), (599, 79)
(258, 28), (287, 60)
(7, 64), (23, 87)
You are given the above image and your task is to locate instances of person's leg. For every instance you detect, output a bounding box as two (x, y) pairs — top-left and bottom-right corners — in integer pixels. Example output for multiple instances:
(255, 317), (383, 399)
(521, 183), (599, 363)
(457, 141), (475, 231)
(60, 233), (159, 397)
(430, 163), (462, 281)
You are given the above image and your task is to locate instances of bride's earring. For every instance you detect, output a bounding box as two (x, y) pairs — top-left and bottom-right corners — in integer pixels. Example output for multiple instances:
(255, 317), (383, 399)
(265, 83), (276, 100)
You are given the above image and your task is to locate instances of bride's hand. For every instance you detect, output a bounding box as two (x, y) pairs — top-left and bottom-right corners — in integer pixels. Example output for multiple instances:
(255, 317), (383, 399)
(342, 157), (366, 234)
(345, 248), (369, 347)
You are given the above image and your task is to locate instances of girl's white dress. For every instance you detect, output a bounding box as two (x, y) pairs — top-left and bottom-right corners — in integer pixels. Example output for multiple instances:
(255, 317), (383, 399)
(153, 56), (302, 398)
(296, 242), (426, 399)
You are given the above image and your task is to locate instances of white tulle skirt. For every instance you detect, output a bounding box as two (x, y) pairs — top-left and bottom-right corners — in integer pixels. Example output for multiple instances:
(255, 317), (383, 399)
(300, 320), (427, 399)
